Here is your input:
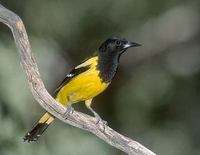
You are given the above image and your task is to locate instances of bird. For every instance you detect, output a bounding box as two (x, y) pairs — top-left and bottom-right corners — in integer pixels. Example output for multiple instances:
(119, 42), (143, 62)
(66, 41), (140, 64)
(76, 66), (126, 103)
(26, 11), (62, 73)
(23, 37), (141, 142)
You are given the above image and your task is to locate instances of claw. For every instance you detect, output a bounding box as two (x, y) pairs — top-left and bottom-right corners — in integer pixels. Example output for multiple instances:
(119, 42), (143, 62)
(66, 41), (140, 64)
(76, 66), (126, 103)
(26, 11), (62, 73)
(85, 100), (108, 132)
(88, 106), (107, 132)
(95, 117), (107, 132)
(63, 103), (74, 119)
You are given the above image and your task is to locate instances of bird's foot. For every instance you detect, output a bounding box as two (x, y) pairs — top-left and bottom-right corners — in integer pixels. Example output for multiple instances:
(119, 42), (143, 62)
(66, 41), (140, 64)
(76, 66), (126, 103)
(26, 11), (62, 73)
(86, 105), (108, 132)
(63, 103), (74, 119)
(94, 114), (107, 132)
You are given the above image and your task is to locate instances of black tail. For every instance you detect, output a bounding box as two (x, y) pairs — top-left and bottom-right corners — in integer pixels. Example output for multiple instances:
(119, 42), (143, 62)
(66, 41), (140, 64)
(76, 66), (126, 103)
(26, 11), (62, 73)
(23, 123), (49, 142)
(23, 112), (54, 142)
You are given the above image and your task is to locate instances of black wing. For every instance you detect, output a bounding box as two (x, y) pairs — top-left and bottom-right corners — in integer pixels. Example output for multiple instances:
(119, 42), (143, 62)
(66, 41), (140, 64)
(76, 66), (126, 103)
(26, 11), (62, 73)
(52, 65), (90, 97)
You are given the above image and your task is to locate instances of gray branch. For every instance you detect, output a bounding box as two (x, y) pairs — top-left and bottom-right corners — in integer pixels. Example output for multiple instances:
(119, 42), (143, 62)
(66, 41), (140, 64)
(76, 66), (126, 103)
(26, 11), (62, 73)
(0, 4), (156, 155)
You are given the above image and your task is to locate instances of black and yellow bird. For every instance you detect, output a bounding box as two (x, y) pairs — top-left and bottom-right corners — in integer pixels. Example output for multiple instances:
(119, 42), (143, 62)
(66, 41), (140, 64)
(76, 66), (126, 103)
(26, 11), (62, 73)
(23, 37), (141, 142)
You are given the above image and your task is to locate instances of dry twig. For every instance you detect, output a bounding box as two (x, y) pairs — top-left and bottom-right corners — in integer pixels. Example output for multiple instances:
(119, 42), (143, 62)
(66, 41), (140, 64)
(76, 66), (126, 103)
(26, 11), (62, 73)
(0, 4), (156, 155)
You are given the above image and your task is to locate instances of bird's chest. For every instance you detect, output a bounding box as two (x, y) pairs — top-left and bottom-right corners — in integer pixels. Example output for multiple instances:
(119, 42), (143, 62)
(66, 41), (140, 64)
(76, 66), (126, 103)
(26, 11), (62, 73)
(57, 69), (109, 104)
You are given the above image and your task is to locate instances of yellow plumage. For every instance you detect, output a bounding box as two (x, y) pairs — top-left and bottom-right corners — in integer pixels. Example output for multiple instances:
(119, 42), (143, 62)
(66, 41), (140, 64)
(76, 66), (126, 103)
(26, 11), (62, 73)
(56, 56), (109, 105)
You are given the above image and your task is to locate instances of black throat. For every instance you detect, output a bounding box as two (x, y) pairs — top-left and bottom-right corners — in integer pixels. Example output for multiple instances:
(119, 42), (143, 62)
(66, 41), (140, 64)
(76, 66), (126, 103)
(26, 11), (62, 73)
(97, 51), (119, 83)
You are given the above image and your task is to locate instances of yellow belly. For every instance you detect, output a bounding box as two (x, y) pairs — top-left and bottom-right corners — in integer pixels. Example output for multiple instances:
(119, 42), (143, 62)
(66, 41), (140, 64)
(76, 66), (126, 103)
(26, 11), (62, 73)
(56, 69), (109, 105)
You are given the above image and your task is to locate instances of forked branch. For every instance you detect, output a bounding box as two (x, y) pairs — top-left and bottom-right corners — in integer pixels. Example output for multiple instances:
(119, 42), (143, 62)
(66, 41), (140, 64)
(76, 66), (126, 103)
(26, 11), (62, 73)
(0, 4), (156, 155)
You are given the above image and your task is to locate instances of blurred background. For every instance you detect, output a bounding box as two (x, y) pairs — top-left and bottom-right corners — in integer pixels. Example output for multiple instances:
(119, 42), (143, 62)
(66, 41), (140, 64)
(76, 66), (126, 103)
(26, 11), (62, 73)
(0, 0), (200, 155)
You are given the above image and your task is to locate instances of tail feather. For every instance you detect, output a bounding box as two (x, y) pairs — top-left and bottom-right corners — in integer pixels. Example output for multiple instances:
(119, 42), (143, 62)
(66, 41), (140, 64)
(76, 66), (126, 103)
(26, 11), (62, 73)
(23, 112), (54, 142)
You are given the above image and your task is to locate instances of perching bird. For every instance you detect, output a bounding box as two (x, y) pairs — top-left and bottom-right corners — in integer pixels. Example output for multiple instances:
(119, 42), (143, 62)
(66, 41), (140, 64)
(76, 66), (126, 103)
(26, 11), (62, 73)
(23, 37), (141, 142)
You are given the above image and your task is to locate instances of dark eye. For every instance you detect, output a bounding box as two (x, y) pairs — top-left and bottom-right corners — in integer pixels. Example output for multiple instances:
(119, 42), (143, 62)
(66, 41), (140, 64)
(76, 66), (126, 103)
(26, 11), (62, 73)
(115, 40), (121, 46)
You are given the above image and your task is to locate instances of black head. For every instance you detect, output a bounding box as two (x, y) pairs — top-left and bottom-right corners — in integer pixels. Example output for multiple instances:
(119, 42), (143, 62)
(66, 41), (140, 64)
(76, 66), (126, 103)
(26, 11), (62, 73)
(98, 37), (141, 57)
(97, 37), (141, 83)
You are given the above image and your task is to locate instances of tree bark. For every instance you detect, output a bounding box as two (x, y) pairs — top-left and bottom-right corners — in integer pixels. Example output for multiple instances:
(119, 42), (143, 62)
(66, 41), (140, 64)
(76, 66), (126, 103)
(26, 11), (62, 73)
(0, 4), (156, 155)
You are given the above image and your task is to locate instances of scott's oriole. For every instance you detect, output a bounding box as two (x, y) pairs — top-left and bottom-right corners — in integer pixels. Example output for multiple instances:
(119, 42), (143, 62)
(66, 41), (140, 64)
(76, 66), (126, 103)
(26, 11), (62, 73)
(23, 37), (141, 142)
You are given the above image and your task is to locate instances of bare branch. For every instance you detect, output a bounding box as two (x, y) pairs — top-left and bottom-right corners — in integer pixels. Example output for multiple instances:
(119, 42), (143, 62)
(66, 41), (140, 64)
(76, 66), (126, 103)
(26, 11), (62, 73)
(0, 4), (156, 155)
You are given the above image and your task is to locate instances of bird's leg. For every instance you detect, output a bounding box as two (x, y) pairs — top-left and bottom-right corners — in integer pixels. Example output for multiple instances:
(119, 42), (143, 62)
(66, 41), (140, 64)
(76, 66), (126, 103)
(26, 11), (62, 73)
(85, 99), (107, 131)
(63, 96), (74, 119)
(87, 106), (107, 124)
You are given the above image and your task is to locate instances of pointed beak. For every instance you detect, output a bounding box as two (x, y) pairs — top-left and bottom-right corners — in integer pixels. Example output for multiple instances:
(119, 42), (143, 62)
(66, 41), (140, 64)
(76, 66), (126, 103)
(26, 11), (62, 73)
(123, 41), (141, 49)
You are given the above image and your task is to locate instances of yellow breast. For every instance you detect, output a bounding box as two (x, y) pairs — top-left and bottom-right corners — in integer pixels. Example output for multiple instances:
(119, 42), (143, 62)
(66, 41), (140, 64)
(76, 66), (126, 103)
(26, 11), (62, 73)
(56, 57), (109, 105)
